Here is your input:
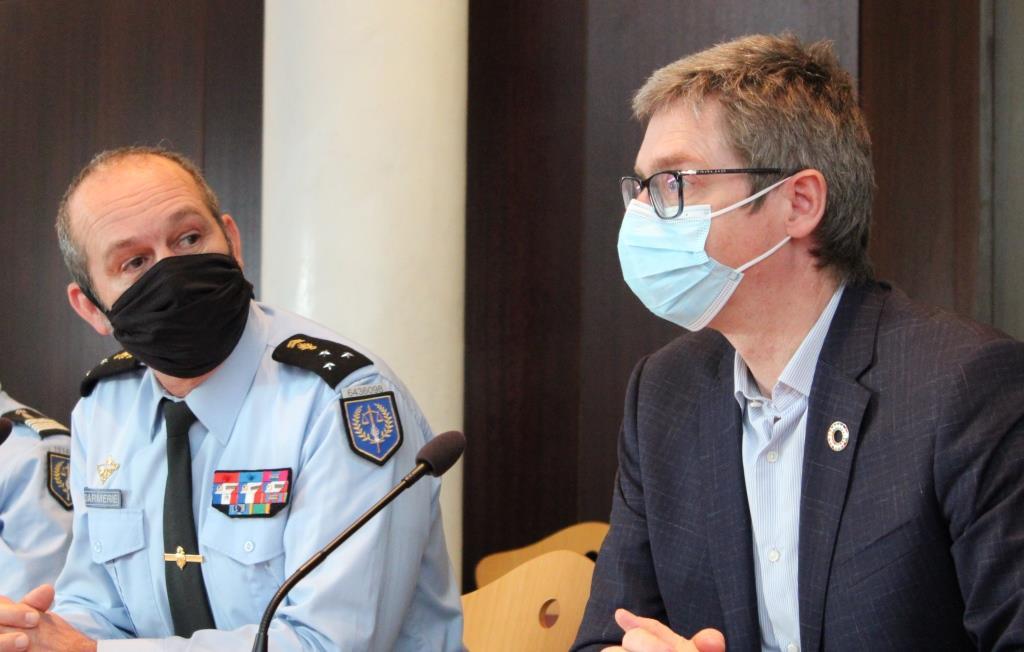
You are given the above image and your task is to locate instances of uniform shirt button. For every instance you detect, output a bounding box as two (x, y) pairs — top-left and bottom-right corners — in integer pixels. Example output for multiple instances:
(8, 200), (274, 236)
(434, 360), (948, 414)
(766, 451), (779, 463)
(768, 548), (781, 563)
(749, 400), (763, 409)
(787, 644), (799, 652)
(93, 541), (102, 553)
(243, 540), (255, 553)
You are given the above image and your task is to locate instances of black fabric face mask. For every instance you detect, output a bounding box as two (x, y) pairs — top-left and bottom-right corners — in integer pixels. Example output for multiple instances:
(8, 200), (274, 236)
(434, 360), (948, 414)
(101, 253), (254, 378)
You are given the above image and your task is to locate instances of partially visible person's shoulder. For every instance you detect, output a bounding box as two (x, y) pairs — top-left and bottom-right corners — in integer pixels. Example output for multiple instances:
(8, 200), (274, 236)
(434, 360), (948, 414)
(0, 395), (72, 510)
(0, 392), (70, 446)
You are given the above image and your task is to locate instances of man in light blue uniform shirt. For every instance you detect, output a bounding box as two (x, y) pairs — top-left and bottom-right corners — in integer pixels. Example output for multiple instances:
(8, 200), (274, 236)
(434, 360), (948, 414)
(0, 386), (73, 601)
(0, 147), (462, 651)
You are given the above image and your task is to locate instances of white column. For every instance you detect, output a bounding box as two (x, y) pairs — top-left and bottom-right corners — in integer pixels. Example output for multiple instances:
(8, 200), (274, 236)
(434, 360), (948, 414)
(262, 0), (467, 580)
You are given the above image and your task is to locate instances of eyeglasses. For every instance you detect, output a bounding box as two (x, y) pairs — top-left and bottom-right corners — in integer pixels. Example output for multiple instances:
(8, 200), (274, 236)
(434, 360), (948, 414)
(619, 168), (784, 219)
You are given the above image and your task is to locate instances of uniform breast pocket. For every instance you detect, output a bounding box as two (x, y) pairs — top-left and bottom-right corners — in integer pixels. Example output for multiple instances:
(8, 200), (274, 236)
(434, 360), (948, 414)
(87, 508), (153, 624)
(199, 511), (287, 620)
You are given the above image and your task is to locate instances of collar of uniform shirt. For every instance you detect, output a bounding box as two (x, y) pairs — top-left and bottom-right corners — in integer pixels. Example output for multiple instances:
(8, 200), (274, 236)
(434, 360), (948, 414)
(144, 301), (268, 445)
(733, 284), (846, 406)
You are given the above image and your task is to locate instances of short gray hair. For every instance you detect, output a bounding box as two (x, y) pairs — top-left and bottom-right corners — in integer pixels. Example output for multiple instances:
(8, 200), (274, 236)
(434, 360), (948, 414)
(633, 33), (875, 284)
(55, 146), (224, 295)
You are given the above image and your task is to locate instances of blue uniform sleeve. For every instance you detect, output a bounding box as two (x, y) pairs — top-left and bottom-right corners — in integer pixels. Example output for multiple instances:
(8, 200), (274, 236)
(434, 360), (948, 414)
(0, 430), (73, 600)
(94, 376), (462, 652)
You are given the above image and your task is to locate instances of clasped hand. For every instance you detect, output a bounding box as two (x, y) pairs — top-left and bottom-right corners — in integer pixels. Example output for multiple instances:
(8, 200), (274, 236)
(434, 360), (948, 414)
(0, 585), (94, 652)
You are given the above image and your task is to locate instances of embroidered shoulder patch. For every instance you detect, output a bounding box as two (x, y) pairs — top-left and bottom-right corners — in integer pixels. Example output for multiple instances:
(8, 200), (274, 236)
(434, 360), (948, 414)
(272, 334), (372, 389)
(341, 391), (404, 466)
(81, 350), (145, 397)
(47, 452), (73, 510)
(2, 407), (70, 438)
(212, 468), (291, 518)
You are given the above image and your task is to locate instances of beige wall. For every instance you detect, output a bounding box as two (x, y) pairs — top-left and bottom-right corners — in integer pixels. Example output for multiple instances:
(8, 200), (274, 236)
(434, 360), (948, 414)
(262, 0), (468, 580)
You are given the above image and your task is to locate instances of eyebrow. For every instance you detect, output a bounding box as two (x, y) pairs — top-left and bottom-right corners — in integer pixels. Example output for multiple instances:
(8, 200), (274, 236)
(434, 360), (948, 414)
(634, 154), (706, 178)
(102, 208), (207, 263)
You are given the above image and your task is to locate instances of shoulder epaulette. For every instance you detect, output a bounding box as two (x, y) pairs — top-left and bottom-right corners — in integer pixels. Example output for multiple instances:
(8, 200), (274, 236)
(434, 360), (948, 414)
(1, 406), (70, 438)
(81, 350), (145, 397)
(272, 334), (373, 389)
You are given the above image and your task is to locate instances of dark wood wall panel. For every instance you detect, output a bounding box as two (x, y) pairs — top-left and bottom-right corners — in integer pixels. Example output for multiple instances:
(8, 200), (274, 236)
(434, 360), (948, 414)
(0, 0), (263, 423)
(860, 0), (981, 317)
(463, 1), (587, 589)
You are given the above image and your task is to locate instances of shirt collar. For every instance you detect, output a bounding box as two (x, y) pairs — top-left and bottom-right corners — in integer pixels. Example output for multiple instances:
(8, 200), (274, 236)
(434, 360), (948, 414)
(734, 284), (846, 405)
(144, 302), (268, 445)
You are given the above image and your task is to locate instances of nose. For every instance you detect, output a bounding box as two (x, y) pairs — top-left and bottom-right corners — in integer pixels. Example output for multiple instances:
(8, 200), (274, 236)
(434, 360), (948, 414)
(152, 245), (180, 264)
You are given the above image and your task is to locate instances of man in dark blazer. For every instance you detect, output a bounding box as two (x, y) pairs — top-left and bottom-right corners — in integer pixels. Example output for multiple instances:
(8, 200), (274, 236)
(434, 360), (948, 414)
(573, 34), (1024, 652)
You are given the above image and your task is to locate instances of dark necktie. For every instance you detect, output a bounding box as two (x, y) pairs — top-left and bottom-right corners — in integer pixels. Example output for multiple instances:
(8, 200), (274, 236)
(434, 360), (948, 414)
(161, 398), (216, 636)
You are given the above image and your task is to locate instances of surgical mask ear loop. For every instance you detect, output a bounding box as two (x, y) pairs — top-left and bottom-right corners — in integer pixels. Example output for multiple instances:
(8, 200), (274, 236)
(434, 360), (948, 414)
(736, 236), (791, 272)
(708, 175), (793, 218)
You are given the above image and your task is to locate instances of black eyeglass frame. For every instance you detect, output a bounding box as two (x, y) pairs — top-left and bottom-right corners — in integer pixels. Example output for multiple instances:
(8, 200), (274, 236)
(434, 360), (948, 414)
(620, 167), (785, 219)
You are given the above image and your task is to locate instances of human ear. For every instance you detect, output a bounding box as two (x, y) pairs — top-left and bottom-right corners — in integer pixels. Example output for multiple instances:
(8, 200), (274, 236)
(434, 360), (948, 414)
(221, 214), (245, 269)
(782, 169), (827, 239)
(67, 282), (113, 336)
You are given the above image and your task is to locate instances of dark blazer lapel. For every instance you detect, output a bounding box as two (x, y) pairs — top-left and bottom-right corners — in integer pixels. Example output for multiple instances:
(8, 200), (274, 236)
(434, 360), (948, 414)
(703, 352), (760, 649)
(798, 283), (887, 652)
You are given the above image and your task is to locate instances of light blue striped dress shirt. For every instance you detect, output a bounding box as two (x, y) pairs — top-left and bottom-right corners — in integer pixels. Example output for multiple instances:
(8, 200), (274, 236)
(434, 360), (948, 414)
(733, 285), (844, 652)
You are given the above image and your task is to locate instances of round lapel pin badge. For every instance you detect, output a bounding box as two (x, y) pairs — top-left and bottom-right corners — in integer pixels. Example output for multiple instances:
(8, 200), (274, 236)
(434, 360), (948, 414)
(827, 421), (850, 452)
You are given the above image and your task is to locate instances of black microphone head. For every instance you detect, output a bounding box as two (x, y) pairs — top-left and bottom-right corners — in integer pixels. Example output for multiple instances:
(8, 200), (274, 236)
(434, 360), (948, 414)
(416, 430), (465, 477)
(0, 417), (12, 442)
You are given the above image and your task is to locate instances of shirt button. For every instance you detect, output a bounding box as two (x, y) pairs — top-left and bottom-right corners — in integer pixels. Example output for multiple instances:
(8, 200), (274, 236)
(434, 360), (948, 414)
(243, 540), (255, 553)
(768, 548), (781, 563)
(787, 644), (799, 652)
(766, 451), (779, 463)
(93, 541), (103, 553)
(749, 400), (763, 408)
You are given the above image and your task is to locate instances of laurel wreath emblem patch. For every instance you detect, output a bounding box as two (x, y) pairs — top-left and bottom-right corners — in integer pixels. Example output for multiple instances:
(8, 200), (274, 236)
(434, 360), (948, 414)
(341, 391), (404, 465)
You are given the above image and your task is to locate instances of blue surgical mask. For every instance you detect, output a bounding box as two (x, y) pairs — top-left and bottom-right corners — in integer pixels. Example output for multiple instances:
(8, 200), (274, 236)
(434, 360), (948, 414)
(617, 176), (792, 331)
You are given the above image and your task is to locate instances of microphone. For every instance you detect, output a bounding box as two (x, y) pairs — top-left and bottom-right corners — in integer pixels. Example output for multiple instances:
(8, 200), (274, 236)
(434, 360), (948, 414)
(252, 430), (466, 652)
(0, 418), (12, 443)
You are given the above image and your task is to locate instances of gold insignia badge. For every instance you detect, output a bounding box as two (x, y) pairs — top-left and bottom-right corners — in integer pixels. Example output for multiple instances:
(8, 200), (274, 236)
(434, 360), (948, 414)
(97, 456), (120, 484)
(164, 546), (204, 570)
(286, 338), (318, 351)
(112, 351), (134, 361)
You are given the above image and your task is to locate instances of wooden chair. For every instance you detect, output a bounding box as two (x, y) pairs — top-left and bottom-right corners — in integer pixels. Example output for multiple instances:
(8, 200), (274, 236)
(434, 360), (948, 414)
(462, 550), (595, 652)
(474, 521), (609, 588)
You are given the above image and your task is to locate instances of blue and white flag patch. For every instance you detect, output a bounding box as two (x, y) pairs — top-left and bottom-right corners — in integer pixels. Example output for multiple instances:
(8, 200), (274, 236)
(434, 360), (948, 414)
(341, 391), (403, 466)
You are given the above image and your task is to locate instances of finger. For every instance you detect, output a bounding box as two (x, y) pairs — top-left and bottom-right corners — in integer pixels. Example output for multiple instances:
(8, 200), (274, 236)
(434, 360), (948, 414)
(621, 627), (677, 652)
(614, 608), (682, 645)
(0, 631), (30, 651)
(0, 604), (40, 629)
(692, 628), (725, 652)
(18, 586), (53, 613)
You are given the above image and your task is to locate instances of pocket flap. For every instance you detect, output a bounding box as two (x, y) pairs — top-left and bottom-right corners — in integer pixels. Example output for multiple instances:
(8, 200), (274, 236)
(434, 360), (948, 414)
(88, 509), (146, 563)
(199, 509), (285, 565)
